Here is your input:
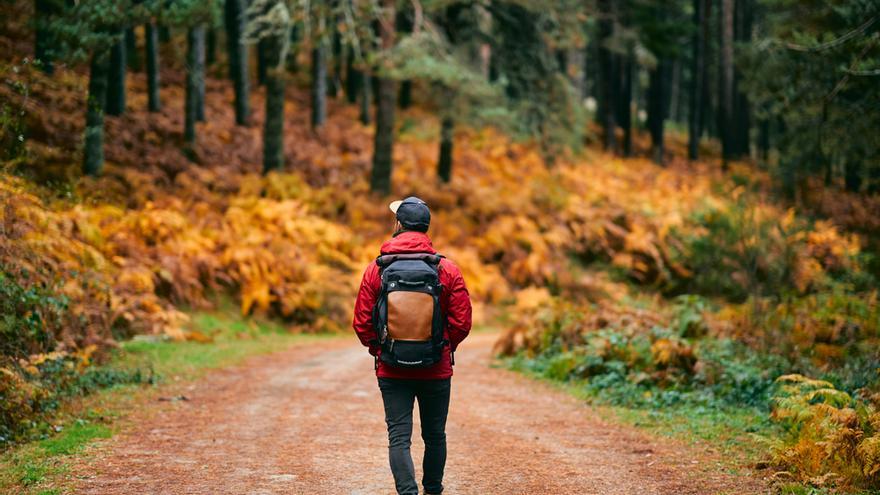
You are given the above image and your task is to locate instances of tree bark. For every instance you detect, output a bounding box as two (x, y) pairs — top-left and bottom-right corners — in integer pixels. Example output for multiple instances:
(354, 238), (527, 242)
(329, 28), (342, 97)
(345, 50), (362, 104)
(312, 45), (327, 128)
(437, 116), (454, 182)
(224, 0), (250, 126)
(145, 23), (161, 112)
(83, 50), (110, 176)
(195, 27), (206, 122)
(597, 0), (617, 152)
(360, 72), (372, 125)
(257, 39), (269, 86)
(398, 81), (412, 109)
(206, 28), (217, 66)
(732, 0), (752, 157)
(263, 35), (286, 173)
(620, 53), (633, 157)
(718, 0), (735, 168)
(106, 34), (126, 116)
(648, 59), (670, 165)
(688, 0), (707, 160)
(185, 26), (205, 148)
(370, 0), (396, 194)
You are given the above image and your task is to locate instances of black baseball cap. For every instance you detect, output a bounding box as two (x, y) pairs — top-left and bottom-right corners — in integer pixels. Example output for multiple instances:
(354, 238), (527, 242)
(389, 196), (430, 232)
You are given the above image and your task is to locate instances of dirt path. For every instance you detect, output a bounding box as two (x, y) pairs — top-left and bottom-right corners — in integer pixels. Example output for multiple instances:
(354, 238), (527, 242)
(73, 333), (767, 494)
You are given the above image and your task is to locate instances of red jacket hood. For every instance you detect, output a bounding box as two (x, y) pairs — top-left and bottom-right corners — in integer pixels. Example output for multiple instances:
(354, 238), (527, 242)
(380, 231), (437, 255)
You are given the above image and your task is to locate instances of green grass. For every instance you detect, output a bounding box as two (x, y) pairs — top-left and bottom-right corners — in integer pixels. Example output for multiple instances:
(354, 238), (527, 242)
(0, 306), (337, 495)
(498, 357), (775, 472)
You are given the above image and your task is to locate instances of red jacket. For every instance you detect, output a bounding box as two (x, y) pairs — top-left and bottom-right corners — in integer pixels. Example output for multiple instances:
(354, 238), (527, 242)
(352, 231), (472, 379)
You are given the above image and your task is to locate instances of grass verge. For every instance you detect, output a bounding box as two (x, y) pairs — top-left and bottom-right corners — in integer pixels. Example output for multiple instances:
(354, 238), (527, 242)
(0, 307), (336, 495)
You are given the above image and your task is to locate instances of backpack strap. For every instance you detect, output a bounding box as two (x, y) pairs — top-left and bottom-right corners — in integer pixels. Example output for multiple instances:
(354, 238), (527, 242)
(375, 252), (444, 268)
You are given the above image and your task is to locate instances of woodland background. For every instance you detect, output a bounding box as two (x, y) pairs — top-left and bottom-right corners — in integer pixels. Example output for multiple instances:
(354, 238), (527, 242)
(1, 0), (879, 492)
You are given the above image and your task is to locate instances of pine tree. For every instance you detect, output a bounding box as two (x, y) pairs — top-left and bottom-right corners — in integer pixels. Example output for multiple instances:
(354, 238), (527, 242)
(224, 0), (250, 126)
(145, 22), (161, 112)
(370, 0), (396, 194)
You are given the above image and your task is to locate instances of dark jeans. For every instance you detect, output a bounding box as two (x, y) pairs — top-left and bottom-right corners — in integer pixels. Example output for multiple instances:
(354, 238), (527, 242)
(378, 377), (451, 495)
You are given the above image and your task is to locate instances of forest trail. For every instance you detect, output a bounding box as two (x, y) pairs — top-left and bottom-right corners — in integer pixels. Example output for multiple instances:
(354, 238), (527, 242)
(72, 333), (766, 495)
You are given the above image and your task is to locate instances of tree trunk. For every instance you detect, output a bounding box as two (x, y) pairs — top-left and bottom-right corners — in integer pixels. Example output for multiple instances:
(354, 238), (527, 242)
(345, 50), (362, 104)
(145, 23), (161, 112)
(597, 0), (617, 152)
(688, 0), (707, 160)
(620, 53), (634, 157)
(360, 72), (372, 125)
(263, 35), (286, 174)
(669, 58), (681, 123)
(329, 28), (342, 97)
(257, 39), (269, 86)
(196, 25), (206, 122)
(437, 116), (454, 182)
(718, 0), (735, 168)
(648, 60), (669, 165)
(732, 0), (752, 157)
(225, 0), (250, 126)
(370, 0), (396, 194)
(398, 80), (412, 109)
(106, 34), (126, 116)
(185, 26), (204, 149)
(83, 50), (110, 176)
(159, 25), (171, 43)
(312, 45), (327, 128)
(34, 0), (55, 74)
(206, 28), (217, 66)
(125, 27), (142, 71)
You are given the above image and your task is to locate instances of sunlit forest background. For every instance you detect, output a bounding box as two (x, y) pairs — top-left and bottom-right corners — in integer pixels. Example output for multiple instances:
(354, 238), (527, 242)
(1, 0), (879, 492)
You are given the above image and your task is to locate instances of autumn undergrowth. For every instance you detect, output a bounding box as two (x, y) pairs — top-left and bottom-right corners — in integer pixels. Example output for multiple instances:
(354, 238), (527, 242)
(0, 304), (332, 495)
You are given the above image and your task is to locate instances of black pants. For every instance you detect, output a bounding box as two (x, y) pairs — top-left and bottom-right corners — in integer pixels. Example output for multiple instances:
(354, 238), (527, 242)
(378, 377), (451, 495)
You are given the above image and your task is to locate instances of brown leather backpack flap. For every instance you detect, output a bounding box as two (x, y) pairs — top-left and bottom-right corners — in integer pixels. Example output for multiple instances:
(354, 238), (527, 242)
(387, 291), (433, 341)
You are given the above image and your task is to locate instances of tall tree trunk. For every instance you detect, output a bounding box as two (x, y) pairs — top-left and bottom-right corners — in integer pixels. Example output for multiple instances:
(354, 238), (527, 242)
(106, 34), (126, 116)
(312, 45), (327, 128)
(669, 59), (681, 123)
(125, 27), (142, 71)
(83, 50), (110, 176)
(370, 0), (396, 194)
(360, 72), (372, 125)
(597, 0), (617, 152)
(263, 36), (286, 173)
(437, 116), (454, 182)
(648, 60), (670, 165)
(145, 23), (161, 112)
(257, 39), (269, 86)
(718, 0), (735, 168)
(206, 28), (217, 66)
(195, 26), (206, 122)
(345, 50), (362, 104)
(688, 0), (707, 160)
(732, 0), (752, 157)
(396, 8), (413, 110)
(185, 26), (205, 149)
(398, 81), (412, 109)
(329, 28), (342, 97)
(34, 0), (55, 74)
(224, 0), (250, 126)
(620, 53), (634, 157)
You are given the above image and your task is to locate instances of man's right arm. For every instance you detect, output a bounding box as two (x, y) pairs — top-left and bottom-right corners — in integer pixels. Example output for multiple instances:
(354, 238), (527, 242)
(352, 263), (380, 356)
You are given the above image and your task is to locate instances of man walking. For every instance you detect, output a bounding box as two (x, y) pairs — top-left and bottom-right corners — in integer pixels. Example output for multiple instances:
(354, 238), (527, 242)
(352, 196), (472, 495)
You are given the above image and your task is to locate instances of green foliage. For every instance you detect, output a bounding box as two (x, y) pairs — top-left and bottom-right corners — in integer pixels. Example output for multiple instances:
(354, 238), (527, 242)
(740, 0), (880, 192)
(47, 0), (135, 61)
(0, 268), (66, 359)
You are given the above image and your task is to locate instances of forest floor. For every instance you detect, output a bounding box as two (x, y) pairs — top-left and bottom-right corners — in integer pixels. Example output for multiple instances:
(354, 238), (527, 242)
(65, 332), (768, 495)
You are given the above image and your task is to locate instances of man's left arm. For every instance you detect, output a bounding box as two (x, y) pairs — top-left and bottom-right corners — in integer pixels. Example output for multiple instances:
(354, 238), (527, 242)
(444, 263), (472, 351)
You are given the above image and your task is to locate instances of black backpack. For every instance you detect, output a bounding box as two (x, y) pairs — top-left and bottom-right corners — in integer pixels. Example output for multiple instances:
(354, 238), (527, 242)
(372, 253), (447, 368)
